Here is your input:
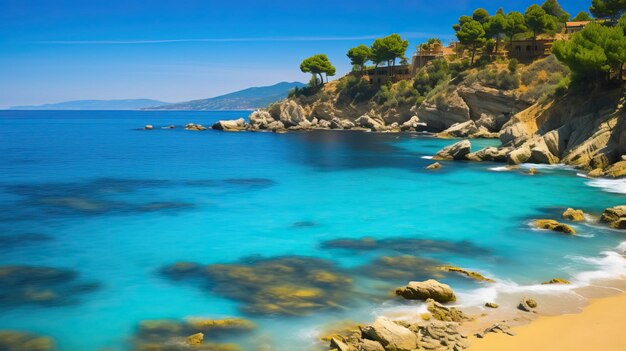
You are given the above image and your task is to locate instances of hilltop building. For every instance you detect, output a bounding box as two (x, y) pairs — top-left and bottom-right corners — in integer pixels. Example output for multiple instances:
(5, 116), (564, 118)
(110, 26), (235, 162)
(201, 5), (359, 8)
(506, 38), (554, 60)
(565, 21), (591, 34)
(361, 42), (456, 84)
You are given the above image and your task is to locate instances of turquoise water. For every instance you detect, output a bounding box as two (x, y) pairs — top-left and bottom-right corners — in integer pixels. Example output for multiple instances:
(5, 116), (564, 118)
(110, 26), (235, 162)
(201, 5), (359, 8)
(0, 110), (624, 351)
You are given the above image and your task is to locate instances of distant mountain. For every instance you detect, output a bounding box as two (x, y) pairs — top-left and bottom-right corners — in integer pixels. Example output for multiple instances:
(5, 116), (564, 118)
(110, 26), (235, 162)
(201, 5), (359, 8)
(147, 81), (305, 110)
(10, 99), (170, 110)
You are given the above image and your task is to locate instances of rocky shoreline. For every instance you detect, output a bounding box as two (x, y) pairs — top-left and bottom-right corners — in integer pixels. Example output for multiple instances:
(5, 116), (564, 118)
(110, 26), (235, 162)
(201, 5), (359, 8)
(317, 205), (626, 351)
(146, 81), (625, 179)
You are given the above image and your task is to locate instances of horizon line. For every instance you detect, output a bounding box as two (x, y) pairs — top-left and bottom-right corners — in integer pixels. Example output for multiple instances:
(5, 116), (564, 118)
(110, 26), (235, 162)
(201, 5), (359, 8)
(34, 32), (456, 45)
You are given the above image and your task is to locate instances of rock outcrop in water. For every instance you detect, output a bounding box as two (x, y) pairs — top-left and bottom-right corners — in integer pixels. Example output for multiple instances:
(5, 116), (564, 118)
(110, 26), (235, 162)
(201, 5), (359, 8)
(532, 219), (576, 235)
(395, 279), (456, 303)
(600, 206), (626, 229)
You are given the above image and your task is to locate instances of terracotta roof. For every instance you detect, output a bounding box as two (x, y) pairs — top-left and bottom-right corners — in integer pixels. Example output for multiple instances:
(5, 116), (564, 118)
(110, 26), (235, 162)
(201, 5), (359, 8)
(566, 21), (590, 27)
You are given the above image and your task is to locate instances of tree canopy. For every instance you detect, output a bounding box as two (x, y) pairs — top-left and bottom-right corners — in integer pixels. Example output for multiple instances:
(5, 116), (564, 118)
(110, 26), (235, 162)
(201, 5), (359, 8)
(525, 4), (557, 40)
(485, 12), (507, 52)
(370, 34), (409, 74)
(300, 54), (336, 86)
(504, 11), (528, 44)
(572, 11), (593, 21)
(456, 20), (487, 64)
(453, 15), (473, 32)
(541, 0), (570, 22)
(472, 8), (490, 24)
(590, 0), (626, 21)
(347, 45), (371, 72)
(553, 21), (626, 82)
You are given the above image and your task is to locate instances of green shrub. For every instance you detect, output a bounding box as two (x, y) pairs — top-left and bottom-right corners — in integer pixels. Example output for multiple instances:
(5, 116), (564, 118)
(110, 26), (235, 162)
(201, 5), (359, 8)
(508, 58), (519, 73)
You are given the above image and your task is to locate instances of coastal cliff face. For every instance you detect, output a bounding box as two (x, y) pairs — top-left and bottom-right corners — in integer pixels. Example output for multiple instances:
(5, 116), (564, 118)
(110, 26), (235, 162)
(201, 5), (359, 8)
(211, 55), (625, 176)
(495, 87), (626, 172)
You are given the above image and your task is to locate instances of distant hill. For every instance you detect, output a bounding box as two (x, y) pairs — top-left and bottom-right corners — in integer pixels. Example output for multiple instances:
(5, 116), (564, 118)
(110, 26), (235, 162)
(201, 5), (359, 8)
(10, 99), (170, 110)
(147, 81), (305, 110)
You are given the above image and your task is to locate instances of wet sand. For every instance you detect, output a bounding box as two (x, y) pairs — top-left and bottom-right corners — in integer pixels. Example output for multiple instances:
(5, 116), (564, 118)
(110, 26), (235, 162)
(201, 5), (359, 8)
(467, 292), (626, 350)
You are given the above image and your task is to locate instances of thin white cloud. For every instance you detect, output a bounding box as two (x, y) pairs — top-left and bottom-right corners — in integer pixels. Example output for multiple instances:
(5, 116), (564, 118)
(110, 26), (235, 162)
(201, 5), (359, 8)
(35, 32), (454, 45)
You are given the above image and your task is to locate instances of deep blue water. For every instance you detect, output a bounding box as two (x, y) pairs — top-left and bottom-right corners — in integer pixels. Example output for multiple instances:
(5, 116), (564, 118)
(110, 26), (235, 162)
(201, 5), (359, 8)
(0, 110), (624, 351)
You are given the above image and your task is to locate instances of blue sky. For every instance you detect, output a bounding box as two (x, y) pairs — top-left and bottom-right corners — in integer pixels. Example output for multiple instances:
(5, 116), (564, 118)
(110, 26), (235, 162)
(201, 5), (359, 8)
(0, 0), (591, 108)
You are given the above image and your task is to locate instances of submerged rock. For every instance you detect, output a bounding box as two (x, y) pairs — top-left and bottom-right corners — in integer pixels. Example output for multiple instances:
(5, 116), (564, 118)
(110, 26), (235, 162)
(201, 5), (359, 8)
(433, 140), (471, 161)
(186, 333), (203, 346)
(600, 206), (626, 229)
(360, 255), (444, 282)
(161, 256), (353, 316)
(395, 279), (456, 303)
(134, 317), (253, 351)
(532, 219), (576, 235)
(185, 318), (255, 334)
(0, 265), (98, 307)
(0, 330), (55, 351)
(438, 265), (495, 283)
(562, 208), (585, 222)
(426, 162), (442, 170)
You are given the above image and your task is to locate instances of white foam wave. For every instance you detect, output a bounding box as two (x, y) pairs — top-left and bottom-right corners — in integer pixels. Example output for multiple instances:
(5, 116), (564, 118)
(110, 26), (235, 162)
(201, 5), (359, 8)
(488, 166), (511, 172)
(453, 242), (626, 308)
(584, 177), (626, 195)
(519, 163), (576, 171)
(421, 156), (434, 160)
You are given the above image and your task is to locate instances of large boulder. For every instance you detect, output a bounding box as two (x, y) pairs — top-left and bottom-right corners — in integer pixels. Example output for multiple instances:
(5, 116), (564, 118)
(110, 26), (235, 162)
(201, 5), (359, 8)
(355, 114), (385, 131)
(361, 317), (418, 351)
(212, 118), (247, 131)
(507, 145), (532, 165)
(279, 100), (309, 127)
(433, 140), (471, 161)
(600, 206), (626, 229)
(248, 110), (273, 129)
(400, 116), (426, 131)
(532, 219), (576, 234)
(330, 118), (355, 130)
(438, 121), (478, 138)
(395, 279), (456, 303)
(562, 208), (585, 222)
(467, 146), (510, 162)
(604, 161), (626, 178)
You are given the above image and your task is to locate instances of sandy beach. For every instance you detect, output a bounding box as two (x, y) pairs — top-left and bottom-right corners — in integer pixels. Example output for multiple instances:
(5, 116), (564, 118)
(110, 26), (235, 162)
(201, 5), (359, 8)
(468, 292), (626, 350)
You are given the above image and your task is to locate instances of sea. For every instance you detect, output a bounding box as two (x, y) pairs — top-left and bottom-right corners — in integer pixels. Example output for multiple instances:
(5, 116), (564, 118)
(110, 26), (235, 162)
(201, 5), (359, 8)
(0, 110), (624, 351)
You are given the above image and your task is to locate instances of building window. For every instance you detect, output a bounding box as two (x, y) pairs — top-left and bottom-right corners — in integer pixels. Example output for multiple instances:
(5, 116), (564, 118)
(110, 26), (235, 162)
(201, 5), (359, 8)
(515, 46), (521, 52)
(526, 45), (531, 51)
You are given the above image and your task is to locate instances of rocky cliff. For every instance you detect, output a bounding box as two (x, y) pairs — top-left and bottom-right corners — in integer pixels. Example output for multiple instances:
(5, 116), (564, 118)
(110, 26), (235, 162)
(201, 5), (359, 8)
(208, 57), (625, 177)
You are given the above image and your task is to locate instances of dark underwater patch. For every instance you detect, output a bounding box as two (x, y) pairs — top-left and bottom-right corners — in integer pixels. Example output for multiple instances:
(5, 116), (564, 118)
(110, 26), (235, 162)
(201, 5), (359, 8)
(320, 237), (491, 256)
(291, 221), (317, 228)
(133, 317), (255, 351)
(0, 330), (55, 351)
(0, 233), (53, 249)
(0, 265), (100, 308)
(0, 176), (276, 220)
(160, 256), (353, 317)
